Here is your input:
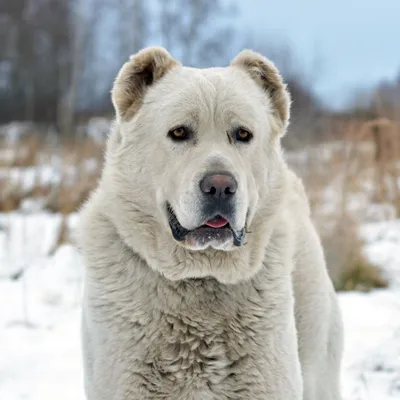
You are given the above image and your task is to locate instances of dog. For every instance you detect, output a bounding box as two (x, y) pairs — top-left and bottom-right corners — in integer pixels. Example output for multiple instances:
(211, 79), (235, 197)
(79, 46), (343, 400)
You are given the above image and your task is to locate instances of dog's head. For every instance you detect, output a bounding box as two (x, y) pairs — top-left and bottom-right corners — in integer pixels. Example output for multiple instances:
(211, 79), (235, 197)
(102, 47), (291, 282)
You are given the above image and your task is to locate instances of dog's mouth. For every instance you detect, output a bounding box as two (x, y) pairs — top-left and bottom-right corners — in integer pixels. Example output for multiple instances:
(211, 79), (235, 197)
(167, 204), (246, 248)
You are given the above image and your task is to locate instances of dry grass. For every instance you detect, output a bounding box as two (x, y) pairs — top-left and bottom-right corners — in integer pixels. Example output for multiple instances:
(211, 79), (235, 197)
(342, 118), (400, 216)
(322, 215), (388, 292)
(290, 117), (399, 292)
(0, 133), (104, 214)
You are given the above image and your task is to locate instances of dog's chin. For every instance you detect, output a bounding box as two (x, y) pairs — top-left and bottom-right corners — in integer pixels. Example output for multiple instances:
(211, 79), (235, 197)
(179, 227), (236, 251)
(167, 204), (247, 251)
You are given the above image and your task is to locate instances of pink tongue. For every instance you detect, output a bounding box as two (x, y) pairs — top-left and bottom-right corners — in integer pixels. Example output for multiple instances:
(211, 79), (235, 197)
(205, 217), (228, 228)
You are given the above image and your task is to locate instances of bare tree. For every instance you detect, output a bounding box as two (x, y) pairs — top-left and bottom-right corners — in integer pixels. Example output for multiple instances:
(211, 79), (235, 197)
(0, 0), (74, 124)
(157, 0), (236, 67)
(0, 0), (238, 125)
(58, 0), (86, 136)
(117, 0), (148, 61)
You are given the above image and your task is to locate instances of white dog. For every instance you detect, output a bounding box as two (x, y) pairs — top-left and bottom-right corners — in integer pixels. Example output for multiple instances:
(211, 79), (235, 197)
(79, 47), (343, 400)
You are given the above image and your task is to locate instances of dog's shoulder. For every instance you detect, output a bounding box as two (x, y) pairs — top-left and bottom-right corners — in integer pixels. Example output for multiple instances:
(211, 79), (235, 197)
(285, 168), (311, 217)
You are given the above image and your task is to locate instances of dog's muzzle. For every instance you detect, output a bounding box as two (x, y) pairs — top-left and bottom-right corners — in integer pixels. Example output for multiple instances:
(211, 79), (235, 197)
(166, 203), (247, 248)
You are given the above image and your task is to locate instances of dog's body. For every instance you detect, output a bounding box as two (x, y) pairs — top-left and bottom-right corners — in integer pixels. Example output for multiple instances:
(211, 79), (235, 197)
(80, 47), (343, 400)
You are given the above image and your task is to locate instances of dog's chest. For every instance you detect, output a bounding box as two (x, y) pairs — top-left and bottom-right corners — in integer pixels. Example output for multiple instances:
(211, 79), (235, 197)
(128, 294), (270, 398)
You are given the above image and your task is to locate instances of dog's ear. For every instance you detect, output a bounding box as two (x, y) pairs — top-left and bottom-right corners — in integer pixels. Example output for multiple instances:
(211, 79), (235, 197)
(112, 47), (180, 121)
(231, 50), (291, 132)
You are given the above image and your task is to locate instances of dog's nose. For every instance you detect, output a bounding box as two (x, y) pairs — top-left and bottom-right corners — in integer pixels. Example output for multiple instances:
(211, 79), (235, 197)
(200, 173), (237, 199)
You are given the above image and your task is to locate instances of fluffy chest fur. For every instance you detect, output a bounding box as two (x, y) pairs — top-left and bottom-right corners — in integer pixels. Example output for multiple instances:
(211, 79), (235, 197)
(130, 301), (269, 398)
(84, 251), (297, 400)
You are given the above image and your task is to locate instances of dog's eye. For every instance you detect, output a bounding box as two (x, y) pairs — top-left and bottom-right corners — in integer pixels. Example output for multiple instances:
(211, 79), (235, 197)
(168, 126), (190, 141)
(235, 128), (253, 143)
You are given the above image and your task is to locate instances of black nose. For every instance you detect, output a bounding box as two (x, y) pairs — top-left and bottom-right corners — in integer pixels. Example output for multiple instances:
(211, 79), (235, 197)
(200, 172), (237, 199)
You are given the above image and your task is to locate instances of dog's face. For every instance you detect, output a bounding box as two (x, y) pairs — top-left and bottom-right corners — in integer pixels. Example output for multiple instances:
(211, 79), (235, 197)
(136, 66), (275, 252)
(105, 47), (290, 281)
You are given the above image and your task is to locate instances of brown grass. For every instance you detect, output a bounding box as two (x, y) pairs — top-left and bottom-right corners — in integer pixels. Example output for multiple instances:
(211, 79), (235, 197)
(0, 134), (104, 214)
(342, 118), (400, 216)
(322, 215), (388, 292)
(289, 118), (398, 292)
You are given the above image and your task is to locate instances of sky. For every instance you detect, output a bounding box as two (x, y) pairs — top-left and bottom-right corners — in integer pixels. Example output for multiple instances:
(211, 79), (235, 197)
(237, 0), (400, 109)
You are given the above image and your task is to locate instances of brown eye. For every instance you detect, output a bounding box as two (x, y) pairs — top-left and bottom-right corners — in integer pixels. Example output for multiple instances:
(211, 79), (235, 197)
(235, 128), (253, 143)
(168, 126), (190, 141)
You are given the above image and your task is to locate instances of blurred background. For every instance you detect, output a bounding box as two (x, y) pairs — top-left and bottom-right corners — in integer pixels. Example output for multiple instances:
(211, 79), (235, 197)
(0, 1), (399, 399)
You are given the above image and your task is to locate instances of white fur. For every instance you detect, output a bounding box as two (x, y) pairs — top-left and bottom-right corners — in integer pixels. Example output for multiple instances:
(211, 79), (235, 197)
(79, 47), (343, 399)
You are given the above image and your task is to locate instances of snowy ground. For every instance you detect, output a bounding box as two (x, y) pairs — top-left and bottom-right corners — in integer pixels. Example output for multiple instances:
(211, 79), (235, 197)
(0, 212), (399, 399)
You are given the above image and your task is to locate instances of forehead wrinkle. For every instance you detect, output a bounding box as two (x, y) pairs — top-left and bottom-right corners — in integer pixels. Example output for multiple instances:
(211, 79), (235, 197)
(152, 71), (217, 128)
(195, 72), (218, 125)
(198, 72), (241, 131)
(212, 82), (260, 131)
(141, 67), (269, 135)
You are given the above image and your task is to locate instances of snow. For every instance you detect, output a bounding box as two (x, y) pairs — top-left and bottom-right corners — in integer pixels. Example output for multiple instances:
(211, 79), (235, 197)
(0, 166), (61, 193)
(0, 312), (84, 400)
(0, 212), (63, 278)
(341, 291), (400, 399)
(0, 164), (80, 193)
(0, 244), (84, 400)
(340, 219), (400, 399)
(360, 219), (400, 286)
(0, 122), (34, 144)
(0, 212), (400, 399)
